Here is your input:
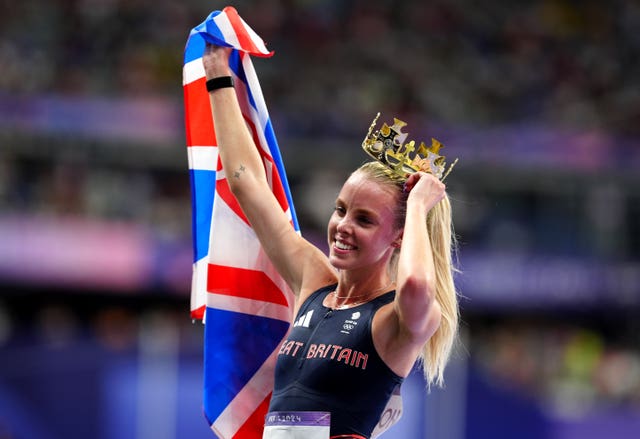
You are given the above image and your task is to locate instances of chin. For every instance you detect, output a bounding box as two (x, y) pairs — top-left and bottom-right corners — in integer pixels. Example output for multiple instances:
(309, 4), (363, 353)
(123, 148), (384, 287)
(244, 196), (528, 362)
(328, 253), (349, 271)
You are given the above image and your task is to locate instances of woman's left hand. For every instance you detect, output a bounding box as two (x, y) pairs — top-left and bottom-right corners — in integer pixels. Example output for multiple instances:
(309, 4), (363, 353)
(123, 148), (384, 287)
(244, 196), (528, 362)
(202, 42), (233, 80)
(404, 172), (446, 212)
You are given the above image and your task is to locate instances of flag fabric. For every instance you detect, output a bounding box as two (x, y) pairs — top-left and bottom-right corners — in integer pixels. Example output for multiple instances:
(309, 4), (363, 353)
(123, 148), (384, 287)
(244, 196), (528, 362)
(183, 7), (299, 439)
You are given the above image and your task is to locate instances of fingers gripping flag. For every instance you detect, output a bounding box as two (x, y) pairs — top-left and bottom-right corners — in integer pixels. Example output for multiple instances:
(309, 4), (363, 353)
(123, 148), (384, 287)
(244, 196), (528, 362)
(183, 7), (299, 438)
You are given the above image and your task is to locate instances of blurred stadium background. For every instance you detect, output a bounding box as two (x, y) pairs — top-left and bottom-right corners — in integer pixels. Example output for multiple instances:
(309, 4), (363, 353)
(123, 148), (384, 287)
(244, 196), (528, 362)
(1, 0), (639, 438)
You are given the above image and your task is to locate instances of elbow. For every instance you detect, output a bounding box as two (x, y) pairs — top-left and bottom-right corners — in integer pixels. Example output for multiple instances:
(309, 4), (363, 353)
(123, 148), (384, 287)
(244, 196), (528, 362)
(400, 273), (436, 307)
(397, 275), (441, 340)
(226, 171), (258, 200)
(225, 172), (244, 195)
(226, 178), (242, 197)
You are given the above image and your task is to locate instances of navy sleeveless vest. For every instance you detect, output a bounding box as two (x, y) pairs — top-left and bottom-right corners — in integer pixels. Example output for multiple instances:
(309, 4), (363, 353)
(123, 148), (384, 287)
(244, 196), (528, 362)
(269, 284), (404, 438)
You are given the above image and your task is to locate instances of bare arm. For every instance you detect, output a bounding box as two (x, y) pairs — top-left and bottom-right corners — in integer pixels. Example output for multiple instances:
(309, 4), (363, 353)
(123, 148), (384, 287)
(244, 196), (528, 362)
(372, 172), (445, 377)
(202, 44), (333, 294)
(394, 172), (445, 341)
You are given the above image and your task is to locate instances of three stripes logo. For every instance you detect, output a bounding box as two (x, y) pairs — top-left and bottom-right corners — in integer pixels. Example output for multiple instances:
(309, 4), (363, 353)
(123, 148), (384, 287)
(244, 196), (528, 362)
(293, 310), (314, 328)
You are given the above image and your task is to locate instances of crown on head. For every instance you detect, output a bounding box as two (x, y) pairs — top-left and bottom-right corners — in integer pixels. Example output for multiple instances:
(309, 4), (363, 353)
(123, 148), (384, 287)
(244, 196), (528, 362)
(362, 112), (458, 181)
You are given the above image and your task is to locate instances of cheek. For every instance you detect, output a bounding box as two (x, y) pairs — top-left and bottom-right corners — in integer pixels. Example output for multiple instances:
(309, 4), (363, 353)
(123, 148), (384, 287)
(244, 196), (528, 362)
(375, 226), (400, 248)
(327, 214), (337, 236)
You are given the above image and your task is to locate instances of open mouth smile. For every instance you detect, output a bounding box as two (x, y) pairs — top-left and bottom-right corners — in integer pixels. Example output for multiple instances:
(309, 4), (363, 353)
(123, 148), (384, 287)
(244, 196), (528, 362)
(334, 239), (356, 251)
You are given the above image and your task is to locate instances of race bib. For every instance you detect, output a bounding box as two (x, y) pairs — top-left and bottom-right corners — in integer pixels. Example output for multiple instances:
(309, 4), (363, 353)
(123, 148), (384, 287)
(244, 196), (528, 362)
(263, 411), (331, 439)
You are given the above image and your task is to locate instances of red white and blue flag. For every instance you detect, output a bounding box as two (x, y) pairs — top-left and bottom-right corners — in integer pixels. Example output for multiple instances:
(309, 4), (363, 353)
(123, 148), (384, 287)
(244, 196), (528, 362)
(183, 7), (299, 438)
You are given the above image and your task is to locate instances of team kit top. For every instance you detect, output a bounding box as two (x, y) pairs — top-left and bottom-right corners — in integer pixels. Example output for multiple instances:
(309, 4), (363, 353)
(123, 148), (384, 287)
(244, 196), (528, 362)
(268, 284), (405, 438)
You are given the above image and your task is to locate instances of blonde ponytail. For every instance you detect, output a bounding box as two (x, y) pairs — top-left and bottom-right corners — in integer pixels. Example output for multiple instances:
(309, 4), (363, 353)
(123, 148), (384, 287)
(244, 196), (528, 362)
(419, 194), (459, 388)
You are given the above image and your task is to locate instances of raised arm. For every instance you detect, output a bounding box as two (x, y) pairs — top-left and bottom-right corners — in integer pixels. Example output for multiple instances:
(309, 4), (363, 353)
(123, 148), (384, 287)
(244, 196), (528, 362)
(394, 172), (445, 341)
(201, 44), (332, 295)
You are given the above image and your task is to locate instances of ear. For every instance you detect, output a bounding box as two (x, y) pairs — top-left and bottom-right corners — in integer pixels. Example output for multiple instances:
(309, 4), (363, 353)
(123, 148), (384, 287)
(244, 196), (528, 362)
(391, 230), (403, 249)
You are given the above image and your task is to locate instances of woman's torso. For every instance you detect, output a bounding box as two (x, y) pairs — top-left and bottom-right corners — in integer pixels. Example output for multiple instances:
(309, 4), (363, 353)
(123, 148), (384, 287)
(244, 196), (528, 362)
(269, 284), (404, 438)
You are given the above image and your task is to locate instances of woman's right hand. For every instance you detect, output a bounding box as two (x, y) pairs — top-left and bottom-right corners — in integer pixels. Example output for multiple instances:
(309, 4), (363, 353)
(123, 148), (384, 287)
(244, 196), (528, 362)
(202, 42), (233, 80)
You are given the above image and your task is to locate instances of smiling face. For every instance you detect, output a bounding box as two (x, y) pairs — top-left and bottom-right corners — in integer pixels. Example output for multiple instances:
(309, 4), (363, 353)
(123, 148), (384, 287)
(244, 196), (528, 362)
(327, 171), (402, 274)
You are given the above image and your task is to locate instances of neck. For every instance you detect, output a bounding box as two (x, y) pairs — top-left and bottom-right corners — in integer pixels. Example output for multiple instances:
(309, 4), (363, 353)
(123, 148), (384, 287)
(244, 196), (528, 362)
(333, 276), (394, 303)
(336, 261), (392, 293)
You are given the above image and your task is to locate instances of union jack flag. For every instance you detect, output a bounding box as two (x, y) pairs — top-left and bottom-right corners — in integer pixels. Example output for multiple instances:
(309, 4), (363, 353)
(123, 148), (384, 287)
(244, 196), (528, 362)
(183, 7), (299, 438)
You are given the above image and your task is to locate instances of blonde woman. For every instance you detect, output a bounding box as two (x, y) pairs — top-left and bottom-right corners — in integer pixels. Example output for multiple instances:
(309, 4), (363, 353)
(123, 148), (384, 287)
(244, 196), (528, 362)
(203, 43), (459, 439)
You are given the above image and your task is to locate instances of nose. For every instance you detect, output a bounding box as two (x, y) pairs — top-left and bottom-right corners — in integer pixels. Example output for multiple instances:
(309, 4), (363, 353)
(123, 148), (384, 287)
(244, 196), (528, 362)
(335, 215), (352, 234)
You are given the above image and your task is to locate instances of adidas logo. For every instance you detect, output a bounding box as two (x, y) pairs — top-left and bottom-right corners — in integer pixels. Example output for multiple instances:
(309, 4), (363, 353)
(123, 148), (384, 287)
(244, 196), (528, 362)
(293, 310), (314, 328)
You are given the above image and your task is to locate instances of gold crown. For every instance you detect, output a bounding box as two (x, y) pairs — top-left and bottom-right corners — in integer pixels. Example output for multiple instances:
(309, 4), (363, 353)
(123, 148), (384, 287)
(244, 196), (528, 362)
(362, 113), (458, 181)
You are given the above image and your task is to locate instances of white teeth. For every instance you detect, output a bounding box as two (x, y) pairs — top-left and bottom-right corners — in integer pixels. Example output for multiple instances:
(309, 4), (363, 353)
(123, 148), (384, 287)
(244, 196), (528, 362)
(335, 241), (355, 250)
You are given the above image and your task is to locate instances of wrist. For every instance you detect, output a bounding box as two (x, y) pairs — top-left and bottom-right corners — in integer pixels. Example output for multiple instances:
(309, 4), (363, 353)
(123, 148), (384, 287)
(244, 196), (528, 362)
(206, 76), (234, 92)
(203, 64), (232, 81)
(407, 194), (434, 216)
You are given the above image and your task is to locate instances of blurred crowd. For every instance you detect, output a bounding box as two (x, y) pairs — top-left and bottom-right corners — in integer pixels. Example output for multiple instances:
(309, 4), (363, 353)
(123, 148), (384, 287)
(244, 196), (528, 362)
(1, 0), (638, 255)
(473, 319), (640, 417)
(2, 0), (640, 136)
